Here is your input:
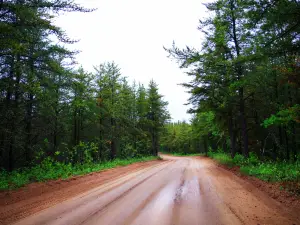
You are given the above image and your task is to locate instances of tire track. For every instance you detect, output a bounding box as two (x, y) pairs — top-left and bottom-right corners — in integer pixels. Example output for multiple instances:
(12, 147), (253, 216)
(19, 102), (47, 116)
(77, 161), (174, 225)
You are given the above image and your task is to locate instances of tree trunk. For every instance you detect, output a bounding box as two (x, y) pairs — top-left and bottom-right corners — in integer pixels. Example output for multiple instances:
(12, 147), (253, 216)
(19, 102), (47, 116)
(98, 115), (103, 161)
(110, 79), (117, 160)
(110, 116), (116, 160)
(239, 86), (249, 158)
(110, 139), (117, 160)
(2, 57), (14, 169)
(203, 136), (208, 156)
(8, 143), (13, 172)
(25, 93), (33, 164)
(230, 0), (249, 158)
(284, 127), (290, 161)
(25, 52), (34, 165)
(291, 123), (297, 161)
(8, 53), (21, 171)
(222, 139), (227, 152)
(53, 86), (60, 154)
(287, 84), (297, 162)
(73, 109), (79, 146)
(228, 114), (236, 158)
(151, 131), (156, 156)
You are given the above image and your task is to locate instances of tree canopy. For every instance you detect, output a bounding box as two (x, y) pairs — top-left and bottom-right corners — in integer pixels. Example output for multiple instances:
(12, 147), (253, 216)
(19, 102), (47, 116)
(164, 0), (300, 161)
(0, 1), (170, 171)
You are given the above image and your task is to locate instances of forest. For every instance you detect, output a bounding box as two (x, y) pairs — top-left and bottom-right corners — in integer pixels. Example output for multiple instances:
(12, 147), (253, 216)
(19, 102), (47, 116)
(0, 1), (299, 224)
(0, 0), (170, 189)
(1, 0), (300, 190)
(162, 0), (300, 181)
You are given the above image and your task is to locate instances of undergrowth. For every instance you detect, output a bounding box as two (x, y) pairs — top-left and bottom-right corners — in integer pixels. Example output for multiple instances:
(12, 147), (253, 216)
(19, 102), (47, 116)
(207, 151), (300, 182)
(0, 156), (158, 190)
(165, 150), (299, 182)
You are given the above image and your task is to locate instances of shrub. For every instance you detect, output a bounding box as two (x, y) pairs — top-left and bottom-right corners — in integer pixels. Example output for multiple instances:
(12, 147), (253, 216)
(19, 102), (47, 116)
(207, 151), (299, 182)
(0, 156), (158, 190)
(208, 151), (234, 167)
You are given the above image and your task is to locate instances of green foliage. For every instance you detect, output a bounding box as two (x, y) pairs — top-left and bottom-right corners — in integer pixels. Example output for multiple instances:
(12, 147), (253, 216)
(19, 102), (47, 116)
(161, 121), (197, 154)
(72, 142), (98, 164)
(147, 80), (171, 155)
(0, 156), (158, 190)
(165, 0), (300, 161)
(208, 151), (299, 182)
(241, 162), (300, 182)
(207, 151), (235, 167)
(0, 0), (170, 171)
(263, 105), (300, 128)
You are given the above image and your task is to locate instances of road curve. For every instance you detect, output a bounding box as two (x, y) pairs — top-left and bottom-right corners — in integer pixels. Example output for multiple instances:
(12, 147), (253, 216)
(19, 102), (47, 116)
(12, 155), (299, 225)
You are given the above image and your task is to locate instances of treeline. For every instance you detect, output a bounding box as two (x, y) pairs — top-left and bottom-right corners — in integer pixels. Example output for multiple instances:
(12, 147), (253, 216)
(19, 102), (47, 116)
(162, 121), (197, 154)
(0, 1), (169, 171)
(165, 0), (300, 161)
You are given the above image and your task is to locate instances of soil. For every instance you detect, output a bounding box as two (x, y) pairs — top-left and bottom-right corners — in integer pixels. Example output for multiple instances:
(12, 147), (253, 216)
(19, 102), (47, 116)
(215, 161), (300, 211)
(0, 155), (299, 225)
(0, 160), (164, 225)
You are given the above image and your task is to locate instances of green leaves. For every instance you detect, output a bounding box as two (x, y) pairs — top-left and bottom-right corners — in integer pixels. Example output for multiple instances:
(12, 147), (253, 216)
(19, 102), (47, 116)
(166, 0), (300, 161)
(161, 121), (194, 154)
(0, 0), (171, 172)
(208, 151), (300, 182)
(263, 105), (300, 128)
(0, 156), (157, 190)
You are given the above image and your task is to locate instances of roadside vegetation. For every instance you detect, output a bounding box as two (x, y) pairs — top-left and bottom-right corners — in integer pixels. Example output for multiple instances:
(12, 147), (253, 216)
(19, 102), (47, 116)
(207, 151), (300, 182)
(162, 122), (300, 184)
(0, 156), (159, 190)
(0, 1), (170, 190)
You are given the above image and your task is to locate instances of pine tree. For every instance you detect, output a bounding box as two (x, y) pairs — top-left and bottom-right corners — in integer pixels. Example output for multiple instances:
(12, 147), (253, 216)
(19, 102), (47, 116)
(147, 80), (170, 156)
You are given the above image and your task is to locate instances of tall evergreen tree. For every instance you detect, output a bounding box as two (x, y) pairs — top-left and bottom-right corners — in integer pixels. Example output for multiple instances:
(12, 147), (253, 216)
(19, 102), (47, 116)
(166, 0), (300, 160)
(147, 80), (170, 156)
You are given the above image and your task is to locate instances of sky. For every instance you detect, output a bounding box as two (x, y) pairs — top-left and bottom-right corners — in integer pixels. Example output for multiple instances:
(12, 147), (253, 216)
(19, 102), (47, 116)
(55, 0), (210, 122)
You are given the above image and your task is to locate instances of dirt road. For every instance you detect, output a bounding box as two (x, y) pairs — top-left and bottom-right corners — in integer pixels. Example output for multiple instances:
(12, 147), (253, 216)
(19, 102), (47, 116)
(2, 155), (299, 225)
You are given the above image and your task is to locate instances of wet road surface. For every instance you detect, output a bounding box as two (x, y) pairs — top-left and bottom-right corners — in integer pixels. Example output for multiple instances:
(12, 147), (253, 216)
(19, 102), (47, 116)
(12, 155), (299, 225)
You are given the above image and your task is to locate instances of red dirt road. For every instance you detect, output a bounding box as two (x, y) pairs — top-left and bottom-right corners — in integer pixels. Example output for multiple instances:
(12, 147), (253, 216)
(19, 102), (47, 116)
(1, 155), (299, 225)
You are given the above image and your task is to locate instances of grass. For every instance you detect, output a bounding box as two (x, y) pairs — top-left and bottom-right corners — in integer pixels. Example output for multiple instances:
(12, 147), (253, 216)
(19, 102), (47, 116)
(164, 151), (299, 182)
(0, 156), (159, 191)
(207, 151), (300, 182)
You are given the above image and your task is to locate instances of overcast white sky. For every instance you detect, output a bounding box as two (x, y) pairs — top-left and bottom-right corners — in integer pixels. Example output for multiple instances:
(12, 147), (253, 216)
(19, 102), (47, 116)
(55, 0), (210, 122)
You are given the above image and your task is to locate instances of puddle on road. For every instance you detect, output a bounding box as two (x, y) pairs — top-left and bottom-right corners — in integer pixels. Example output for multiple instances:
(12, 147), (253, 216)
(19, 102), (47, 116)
(131, 181), (178, 225)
